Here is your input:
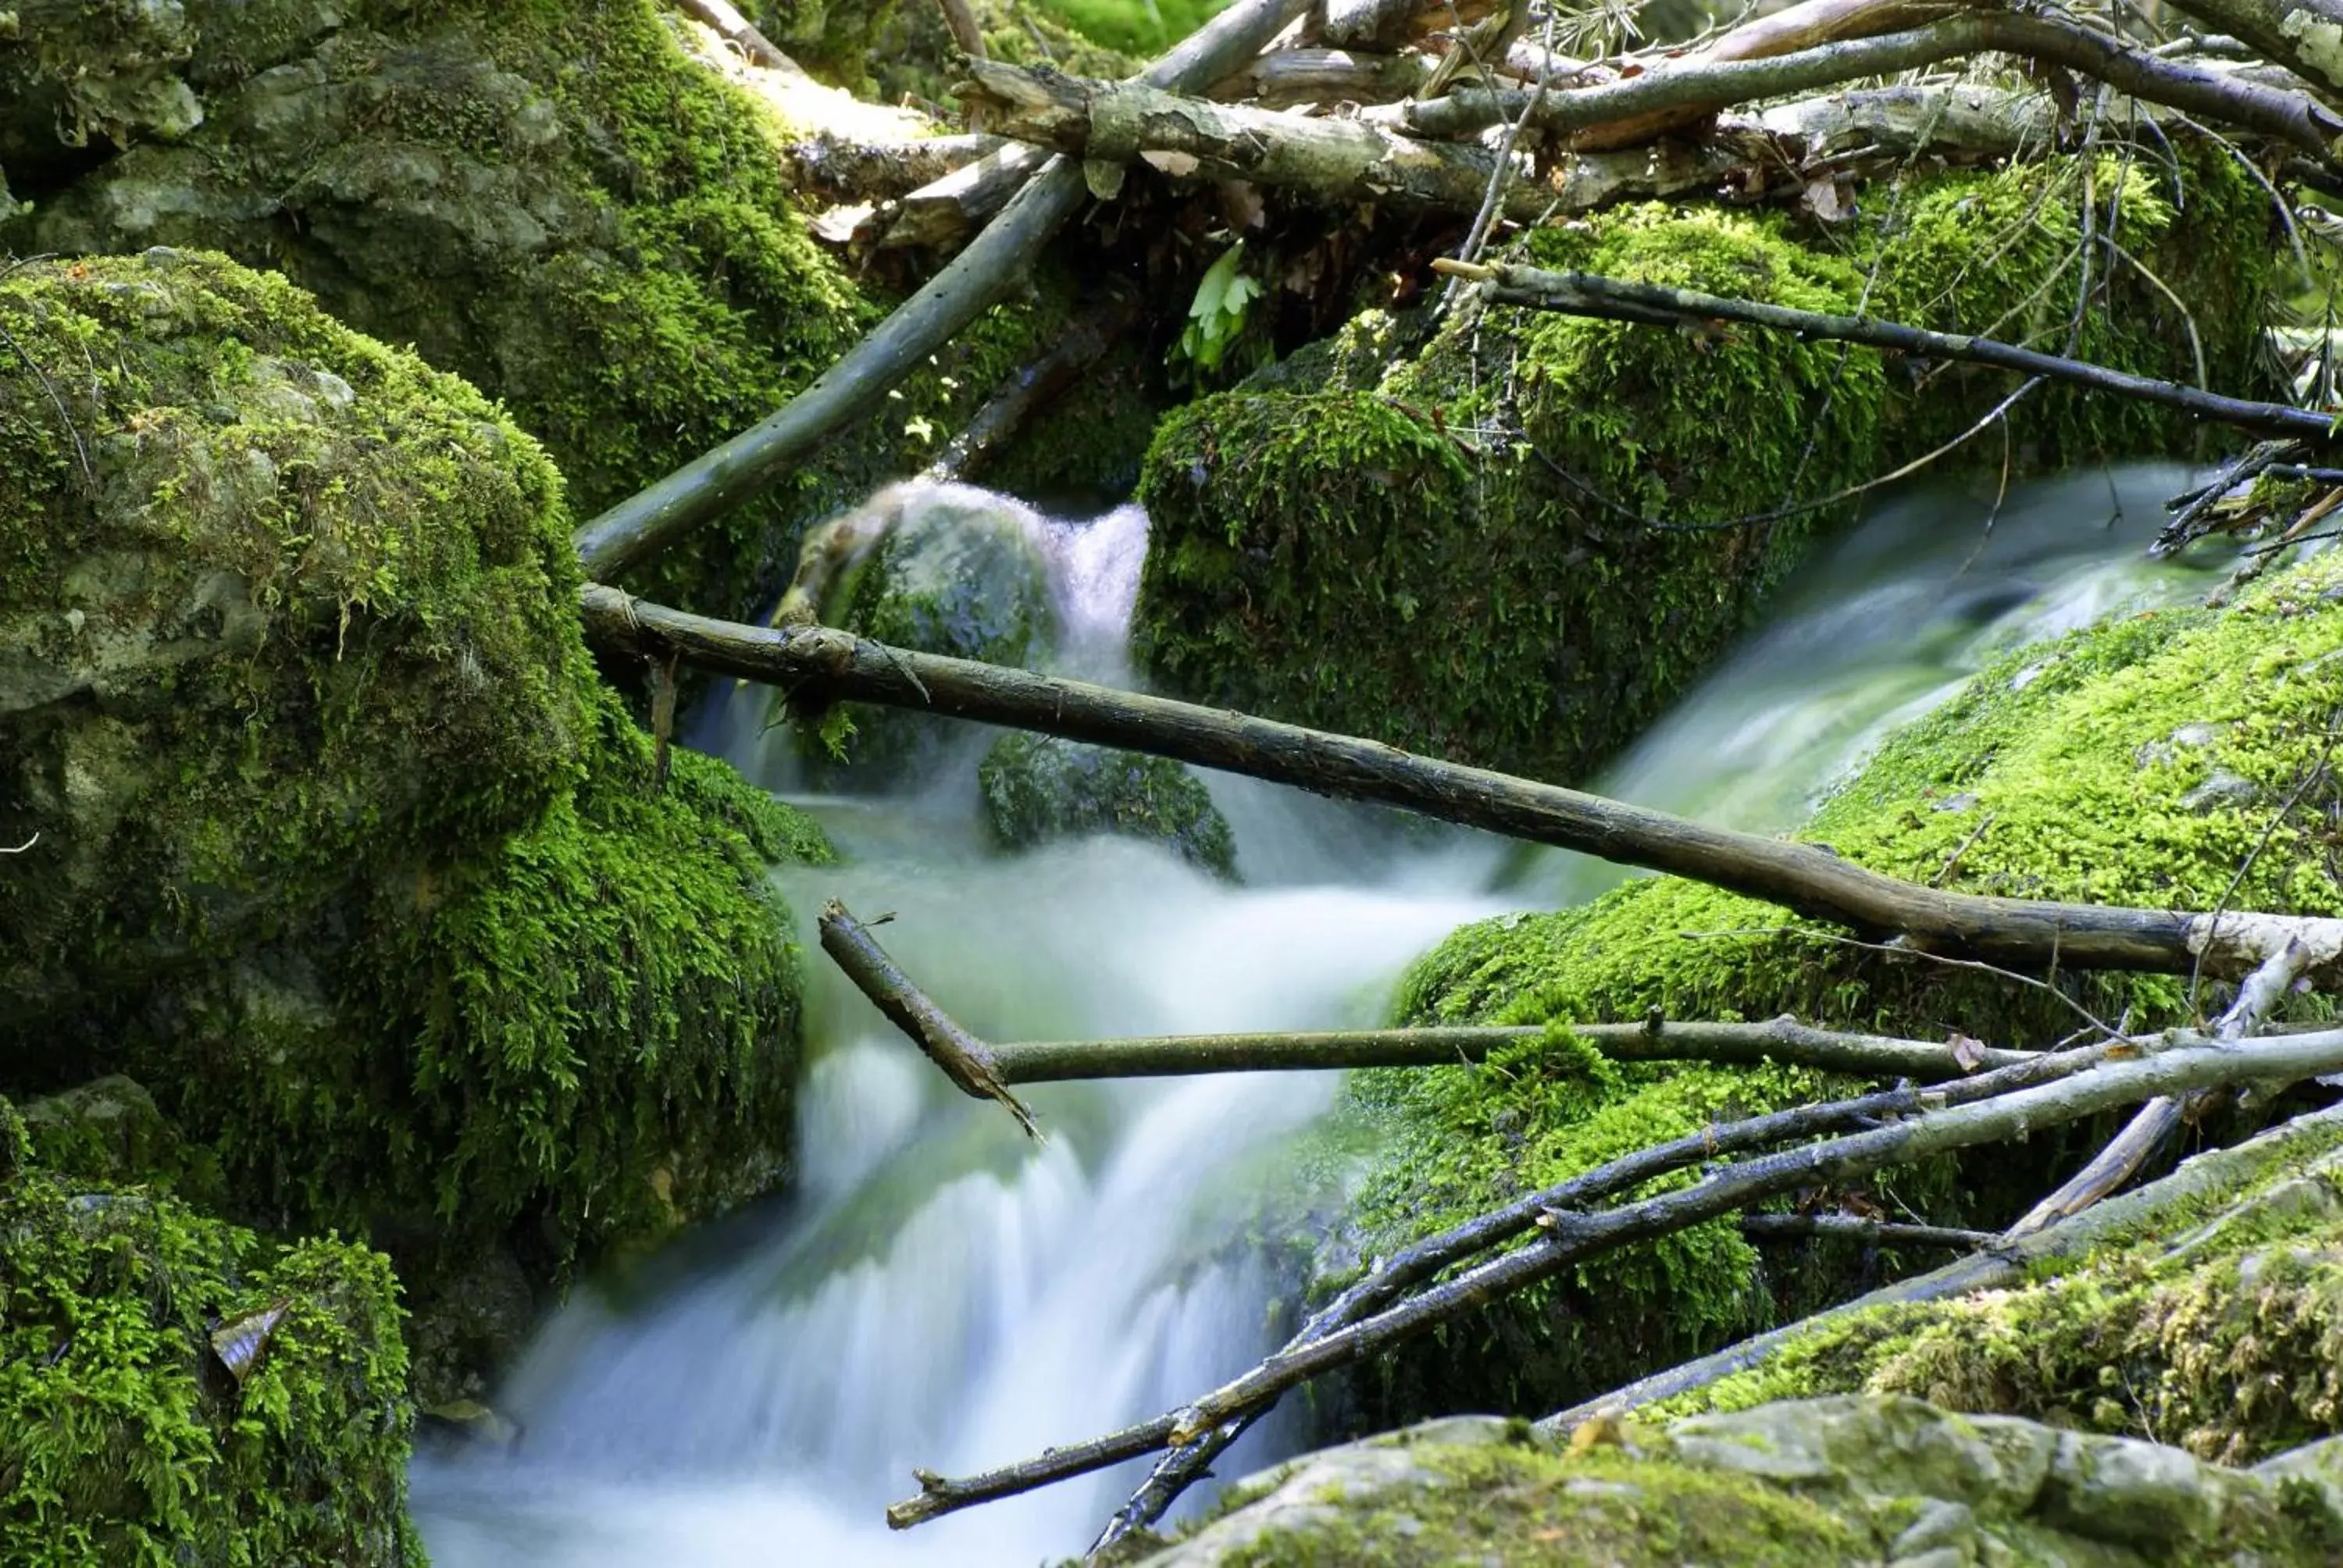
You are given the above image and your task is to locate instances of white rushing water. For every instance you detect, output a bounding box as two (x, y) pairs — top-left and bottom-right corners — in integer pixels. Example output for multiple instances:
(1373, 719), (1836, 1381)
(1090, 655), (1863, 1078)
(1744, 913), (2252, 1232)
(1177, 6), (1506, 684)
(412, 466), (2231, 1566)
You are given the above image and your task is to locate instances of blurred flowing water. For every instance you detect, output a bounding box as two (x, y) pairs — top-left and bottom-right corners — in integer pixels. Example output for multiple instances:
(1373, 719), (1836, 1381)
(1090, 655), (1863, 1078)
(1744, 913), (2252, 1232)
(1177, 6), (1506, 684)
(412, 465), (2229, 1565)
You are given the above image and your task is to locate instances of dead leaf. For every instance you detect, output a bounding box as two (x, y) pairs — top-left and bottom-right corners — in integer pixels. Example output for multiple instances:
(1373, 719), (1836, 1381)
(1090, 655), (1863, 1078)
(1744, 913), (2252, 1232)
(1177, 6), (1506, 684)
(1141, 149), (1201, 178)
(1567, 1409), (1626, 1456)
(1949, 1032), (1987, 1072)
(810, 203), (874, 245)
(1803, 175), (1850, 224)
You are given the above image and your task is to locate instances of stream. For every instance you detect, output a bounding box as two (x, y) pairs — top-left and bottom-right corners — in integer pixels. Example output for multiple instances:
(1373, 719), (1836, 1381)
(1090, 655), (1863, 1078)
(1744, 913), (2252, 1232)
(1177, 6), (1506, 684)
(411, 463), (2228, 1566)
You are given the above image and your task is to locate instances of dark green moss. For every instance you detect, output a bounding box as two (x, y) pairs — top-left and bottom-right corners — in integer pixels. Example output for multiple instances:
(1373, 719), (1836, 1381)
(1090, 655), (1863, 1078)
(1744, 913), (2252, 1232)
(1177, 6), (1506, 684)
(1134, 149), (2277, 788)
(979, 731), (1238, 875)
(1325, 545), (2343, 1428)
(0, 1100), (419, 1566)
(0, 249), (829, 1399)
(14, 0), (1082, 622)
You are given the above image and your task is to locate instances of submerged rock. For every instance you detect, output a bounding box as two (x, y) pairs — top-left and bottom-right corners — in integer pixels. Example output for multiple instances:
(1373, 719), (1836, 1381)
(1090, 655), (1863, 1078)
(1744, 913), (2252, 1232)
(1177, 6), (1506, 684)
(979, 732), (1237, 875)
(804, 483), (1059, 782)
(0, 248), (826, 1399)
(1134, 1396), (2343, 1566)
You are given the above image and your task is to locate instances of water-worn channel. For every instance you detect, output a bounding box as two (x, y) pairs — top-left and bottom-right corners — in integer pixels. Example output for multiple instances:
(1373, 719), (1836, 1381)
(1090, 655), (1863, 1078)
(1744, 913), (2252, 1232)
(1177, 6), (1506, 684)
(412, 463), (2226, 1565)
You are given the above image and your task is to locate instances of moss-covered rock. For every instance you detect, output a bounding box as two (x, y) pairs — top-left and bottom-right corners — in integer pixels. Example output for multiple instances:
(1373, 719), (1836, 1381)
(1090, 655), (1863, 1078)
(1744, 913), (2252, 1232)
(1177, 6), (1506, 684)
(0, 1100), (420, 1566)
(802, 483), (1060, 779)
(1134, 151), (2276, 786)
(1666, 1107), (2343, 1467)
(0, 248), (826, 1397)
(1129, 1398), (2343, 1566)
(7, 0), (1084, 621)
(1321, 542), (2343, 1428)
(979, 731), (1238, 875)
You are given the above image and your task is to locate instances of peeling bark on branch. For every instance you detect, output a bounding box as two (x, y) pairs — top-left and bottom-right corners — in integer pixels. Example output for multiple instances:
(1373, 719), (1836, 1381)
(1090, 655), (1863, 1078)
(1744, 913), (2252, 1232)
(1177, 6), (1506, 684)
(955, 59), (1550, 223)
(1444, 258), (2340, 444)
(2163, 0), (2343, 100)
(577, 583), (2343, 985)
(1388, 12), (2343, 162)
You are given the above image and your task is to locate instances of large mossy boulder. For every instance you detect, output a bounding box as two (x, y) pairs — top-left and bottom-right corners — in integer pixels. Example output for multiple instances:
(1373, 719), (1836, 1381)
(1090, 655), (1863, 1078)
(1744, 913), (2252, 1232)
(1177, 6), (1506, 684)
(1320, 543), (2343, 1431)
(3, 0), (1097, 620)
(1135, 151), (2275, 785)
(1130, 1397), (2343, 1566)
(0, 1102), (419, 1565)
(0, 248), (826, 1397)
(979, 731), (1238, 875)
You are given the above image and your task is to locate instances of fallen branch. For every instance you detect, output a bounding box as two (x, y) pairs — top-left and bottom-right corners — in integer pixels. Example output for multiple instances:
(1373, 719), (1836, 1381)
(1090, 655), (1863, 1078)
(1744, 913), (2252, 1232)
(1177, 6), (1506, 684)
(577, 583), (2343, 985)
(787, 133), (1007, 202)
(922, 1027), (2343, 1527)
(1386, 12), (2343, 163)
(1212, 46), (1432, 106)
(2004, 936), (2310, 1235)
(954, 59), (1551, 224)
(673, 0), (813, 77)
(571, 0), (1312, 579)
(1545, 1097), (2343, 1429)
(936, 0), (986, 62)
(1, 833), (35, 854)
(923, 290), (1140, 483)
(1165, 1028), (2343, 1452)
(818, 900), (1041, 1138)
(870, 142), (1053, 251)
(1438, 258), (2339, 447)
(2159, 0), (2343, 100)
(985, 1016), (2032, 1082)
(934, 1034), (2116, 1535)
(1739, 1213), (1995, 1249)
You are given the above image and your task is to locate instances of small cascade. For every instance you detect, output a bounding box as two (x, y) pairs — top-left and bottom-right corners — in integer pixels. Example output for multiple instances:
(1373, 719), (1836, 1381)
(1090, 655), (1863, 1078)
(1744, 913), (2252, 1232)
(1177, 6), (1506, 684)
(414, 468), (2229, 1565)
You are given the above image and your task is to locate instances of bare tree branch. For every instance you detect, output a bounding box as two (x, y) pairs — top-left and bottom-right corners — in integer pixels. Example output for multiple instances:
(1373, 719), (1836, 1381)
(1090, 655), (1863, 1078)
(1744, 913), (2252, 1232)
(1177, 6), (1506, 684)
(1439, 258), (2339, 445)
(578, 584), (2343, 986)
(2005, 936), (2311, 1235)
(572, 0), (1314, 579)
(818, 900), (1041, 1138)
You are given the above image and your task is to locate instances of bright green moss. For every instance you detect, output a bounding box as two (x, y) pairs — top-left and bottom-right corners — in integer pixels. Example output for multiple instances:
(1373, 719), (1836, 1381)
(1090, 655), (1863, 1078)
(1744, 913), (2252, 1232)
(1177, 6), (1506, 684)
(0, 250), (829, 1396)
(1332, 546), (2343, 1425)
(16, 0), (1086, 620)
(1134, 148), (2277, 787)
(0, 1101), (419, 1566)
(1672, 1152), (2343, 1466)
(1213, 1441), (1862, 1567)
(1137, 206), (1879, 786)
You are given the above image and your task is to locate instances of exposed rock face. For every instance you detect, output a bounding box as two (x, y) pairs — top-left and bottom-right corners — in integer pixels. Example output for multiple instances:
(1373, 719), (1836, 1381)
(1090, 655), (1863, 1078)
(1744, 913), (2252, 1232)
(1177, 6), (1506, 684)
(0, 249), (826, 1405)
(979, 732), (1238, 875)
(1133, 1397), (2343, 1566)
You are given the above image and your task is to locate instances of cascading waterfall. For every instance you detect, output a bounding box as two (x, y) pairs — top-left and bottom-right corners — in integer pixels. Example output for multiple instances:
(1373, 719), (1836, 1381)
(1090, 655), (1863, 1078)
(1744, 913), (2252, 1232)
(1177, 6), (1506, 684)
(412, 464), (2229, 1566)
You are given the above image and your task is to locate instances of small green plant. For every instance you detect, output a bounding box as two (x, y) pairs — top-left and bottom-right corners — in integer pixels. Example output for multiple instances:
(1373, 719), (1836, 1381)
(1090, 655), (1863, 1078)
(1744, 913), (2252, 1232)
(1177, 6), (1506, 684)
(1173, 241), (1266, 382)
